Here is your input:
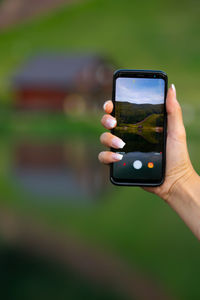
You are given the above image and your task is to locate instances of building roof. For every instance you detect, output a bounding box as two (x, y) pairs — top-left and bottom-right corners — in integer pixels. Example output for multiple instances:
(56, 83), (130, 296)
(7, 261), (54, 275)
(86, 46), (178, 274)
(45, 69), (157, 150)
(13, 53), (107, 90)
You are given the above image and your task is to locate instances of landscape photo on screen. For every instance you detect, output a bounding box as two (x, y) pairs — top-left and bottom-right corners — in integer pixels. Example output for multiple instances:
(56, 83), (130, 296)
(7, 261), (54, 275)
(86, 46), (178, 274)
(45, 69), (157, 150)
(113, 77), (165, 180)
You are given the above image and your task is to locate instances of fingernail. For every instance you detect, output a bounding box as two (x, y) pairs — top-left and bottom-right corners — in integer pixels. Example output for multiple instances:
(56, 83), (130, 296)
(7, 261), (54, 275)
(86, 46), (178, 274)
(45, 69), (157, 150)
(112, 153), (123, 161)
(171, 84), (176, 97)
(103, 101), (109, 111)
(112, 137), (126, 148)
(106, 118), (116, 128)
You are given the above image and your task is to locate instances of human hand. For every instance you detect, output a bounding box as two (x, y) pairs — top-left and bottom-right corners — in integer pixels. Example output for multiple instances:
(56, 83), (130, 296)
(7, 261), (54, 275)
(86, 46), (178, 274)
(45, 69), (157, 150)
(98, 84), (196, 202)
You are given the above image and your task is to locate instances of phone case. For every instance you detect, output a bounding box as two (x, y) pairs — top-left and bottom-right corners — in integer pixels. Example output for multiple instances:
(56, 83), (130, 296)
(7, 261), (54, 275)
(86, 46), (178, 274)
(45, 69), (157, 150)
(110, 69), (168, 186)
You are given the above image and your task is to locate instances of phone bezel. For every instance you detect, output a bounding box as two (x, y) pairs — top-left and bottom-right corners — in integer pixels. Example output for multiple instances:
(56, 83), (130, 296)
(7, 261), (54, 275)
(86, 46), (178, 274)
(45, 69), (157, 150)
(110, 69), (168, 187)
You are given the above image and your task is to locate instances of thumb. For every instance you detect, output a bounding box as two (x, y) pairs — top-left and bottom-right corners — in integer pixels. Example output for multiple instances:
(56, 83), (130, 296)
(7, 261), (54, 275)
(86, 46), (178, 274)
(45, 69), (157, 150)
(166, 84), (186, 140)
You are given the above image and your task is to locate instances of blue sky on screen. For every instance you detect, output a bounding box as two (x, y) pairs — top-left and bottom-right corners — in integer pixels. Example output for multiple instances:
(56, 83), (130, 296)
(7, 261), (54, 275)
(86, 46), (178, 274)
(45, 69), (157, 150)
(116, 77), (165, 104)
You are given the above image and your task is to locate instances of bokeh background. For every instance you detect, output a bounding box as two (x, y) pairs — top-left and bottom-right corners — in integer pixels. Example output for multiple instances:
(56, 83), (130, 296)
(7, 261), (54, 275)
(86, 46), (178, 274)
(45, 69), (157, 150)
(0, 0), (200, 299)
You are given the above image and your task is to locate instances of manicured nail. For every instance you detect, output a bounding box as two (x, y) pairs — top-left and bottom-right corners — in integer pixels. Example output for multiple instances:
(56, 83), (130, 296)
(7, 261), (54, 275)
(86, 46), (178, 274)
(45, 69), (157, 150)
(171, 84), (176, 97)
(105, 118), (116, 128)
(111, 137), (126, 148)
(112, 153), (123, 161)
(103, 101), (109, 111)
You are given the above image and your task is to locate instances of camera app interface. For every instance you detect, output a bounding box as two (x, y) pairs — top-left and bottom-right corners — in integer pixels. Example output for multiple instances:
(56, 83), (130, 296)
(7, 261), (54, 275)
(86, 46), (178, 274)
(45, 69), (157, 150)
(113, 77), (165, 181)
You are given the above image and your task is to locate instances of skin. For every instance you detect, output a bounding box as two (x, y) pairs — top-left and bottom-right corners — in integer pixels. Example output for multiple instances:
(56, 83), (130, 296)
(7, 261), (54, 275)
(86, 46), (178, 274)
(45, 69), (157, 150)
(98, 84), (200, 240)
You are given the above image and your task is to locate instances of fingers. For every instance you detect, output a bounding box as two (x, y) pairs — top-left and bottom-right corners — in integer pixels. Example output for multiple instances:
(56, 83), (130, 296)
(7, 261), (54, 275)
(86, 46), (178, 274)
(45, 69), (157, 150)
(101, 114), (117, 129)
(166, 84), (186, 141)
(103, 100), (113, 114)
(98, 151), (123, 164)
(100, 132), (125, 149)
(101, 101), (116, 129)
(99, 132), (125, 164)
(100, 101), (124, 164)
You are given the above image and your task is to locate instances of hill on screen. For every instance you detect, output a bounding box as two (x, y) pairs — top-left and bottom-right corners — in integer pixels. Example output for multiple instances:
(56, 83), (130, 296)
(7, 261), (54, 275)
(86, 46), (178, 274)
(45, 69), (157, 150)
(115, 101), (164, 124)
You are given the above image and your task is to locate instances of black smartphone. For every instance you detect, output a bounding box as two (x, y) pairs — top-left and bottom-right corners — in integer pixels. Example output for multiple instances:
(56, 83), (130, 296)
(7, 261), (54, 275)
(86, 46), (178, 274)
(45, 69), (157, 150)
(110, 69), (167, 186)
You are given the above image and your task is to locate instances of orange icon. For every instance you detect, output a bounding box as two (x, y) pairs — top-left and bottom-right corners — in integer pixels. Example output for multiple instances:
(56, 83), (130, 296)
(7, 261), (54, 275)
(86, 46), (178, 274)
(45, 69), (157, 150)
(148, 162), (154, 168)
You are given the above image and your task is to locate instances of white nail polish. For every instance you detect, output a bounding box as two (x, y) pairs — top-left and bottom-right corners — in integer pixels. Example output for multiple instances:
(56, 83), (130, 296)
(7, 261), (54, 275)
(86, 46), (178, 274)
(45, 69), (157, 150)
(106, 118), (116, 128)
(103, 101), (109, 111)
(112, 153), (123, 161)
(171, 84), (176, 97)
(112, 137), (126, 148)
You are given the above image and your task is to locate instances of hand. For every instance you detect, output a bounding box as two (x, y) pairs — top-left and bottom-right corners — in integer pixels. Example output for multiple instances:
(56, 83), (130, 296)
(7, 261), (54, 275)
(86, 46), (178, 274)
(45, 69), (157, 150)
(98, 84), (196, 202)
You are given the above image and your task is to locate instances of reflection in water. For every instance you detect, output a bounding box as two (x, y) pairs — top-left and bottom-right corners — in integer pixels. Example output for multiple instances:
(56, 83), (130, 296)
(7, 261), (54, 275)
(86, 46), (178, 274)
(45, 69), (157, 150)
(116, 125), (163, 144)
(12, 138), (108, 201)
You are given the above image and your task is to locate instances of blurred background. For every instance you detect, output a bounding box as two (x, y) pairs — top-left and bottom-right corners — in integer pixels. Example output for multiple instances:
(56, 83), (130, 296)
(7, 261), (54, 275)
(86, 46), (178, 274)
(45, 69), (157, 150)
(0, 0), (199, 299)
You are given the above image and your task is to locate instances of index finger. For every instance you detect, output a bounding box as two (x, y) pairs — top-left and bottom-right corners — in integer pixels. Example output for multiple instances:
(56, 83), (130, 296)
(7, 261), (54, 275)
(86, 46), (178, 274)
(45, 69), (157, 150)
(103, 100), (113, 114)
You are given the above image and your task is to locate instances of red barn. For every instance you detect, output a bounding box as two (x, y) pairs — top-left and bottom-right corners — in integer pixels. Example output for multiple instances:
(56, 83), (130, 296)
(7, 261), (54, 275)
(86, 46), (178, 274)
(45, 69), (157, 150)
(13, 53), (114, 112)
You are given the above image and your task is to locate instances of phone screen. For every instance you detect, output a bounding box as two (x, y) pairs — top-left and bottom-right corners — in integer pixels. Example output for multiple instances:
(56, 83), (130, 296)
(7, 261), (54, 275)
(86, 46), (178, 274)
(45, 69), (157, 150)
(111, 72), (167, 185)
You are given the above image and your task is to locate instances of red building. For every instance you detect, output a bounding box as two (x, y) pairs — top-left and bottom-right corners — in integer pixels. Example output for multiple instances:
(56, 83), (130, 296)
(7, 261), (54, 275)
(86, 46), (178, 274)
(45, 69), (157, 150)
(13, 53), (114, 112)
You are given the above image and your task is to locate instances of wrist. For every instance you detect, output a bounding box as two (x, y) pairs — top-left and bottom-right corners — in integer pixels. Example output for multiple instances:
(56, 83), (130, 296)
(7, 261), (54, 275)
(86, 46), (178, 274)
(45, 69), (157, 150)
(165, 169), (200, 240)
(166, 167), (200, 205)
(167, 168), (200, 205)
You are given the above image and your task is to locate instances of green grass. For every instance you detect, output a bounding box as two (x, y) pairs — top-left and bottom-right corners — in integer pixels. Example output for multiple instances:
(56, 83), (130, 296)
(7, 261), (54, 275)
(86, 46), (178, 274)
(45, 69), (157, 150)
(0, 1), (200, 299)
(0, 110), (103, 137)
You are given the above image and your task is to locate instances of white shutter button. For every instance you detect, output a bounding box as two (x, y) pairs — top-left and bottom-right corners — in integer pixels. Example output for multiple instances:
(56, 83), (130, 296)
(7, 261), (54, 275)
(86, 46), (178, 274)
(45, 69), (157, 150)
(133, 160), (142, 169)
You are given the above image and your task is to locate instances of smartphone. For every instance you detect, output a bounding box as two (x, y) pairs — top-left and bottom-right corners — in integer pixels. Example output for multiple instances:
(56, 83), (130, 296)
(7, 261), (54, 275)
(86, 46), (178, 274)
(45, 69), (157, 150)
(110, 69), (167, 186)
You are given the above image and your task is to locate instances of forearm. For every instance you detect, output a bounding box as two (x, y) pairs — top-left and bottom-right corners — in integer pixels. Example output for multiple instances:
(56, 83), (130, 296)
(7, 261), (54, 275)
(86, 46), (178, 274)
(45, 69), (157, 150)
(167, 171), (200, 240)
